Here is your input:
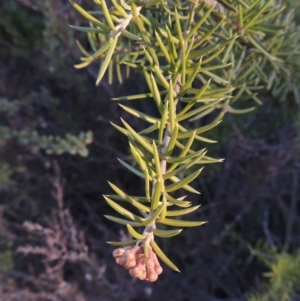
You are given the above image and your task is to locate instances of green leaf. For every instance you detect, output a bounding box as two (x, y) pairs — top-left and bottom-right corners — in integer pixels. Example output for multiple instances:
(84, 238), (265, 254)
(164, 155), (205, 180)
(225, 105), (255, 114)
(108, 182), (151, 211)
(217, 0), (238, 12)
(74, 61), (93, 69)
(152, 141), (163, 182)
(177, 101), (219, 122)
(110, 122), (129, 136)
(82, 39), (111, 62)
(107, 194), (149, 203)
(69, 25), (107, 34)
(112, 92), (153, 101)
(153, 66), (169, 90)
(119, 104), (159, 124)
(165, 169), (202, 193)
(186, 4), (215, 41)
(139, 124), (159, 135)
(96, 35), (119, 85)
(158, 101), (168, 144)
(129, 143), (148, 171)
(251, 6), (285, 26)
(247, 34), (282, 65)
(165, 123), (179, 156)
(104, 215), (143, 227)
(168, 81), (176, 132)
(159, 218), (207, 227)
(174, 8), (184, 48)
(234, 0), (249, 8)
(150, 240), (180, 272)
(177, 120), (221, 139)
(69, 0), (110, 31)
(127, 224), (147, 240)
(189, 107), (215, 121)
(188, 44), (221, 60)
(192, 17), (226, 49)
(158, 196), (167, 222)
(164, 193), (191, 208)
(110, 0), (129, 18)
(118, 158), (145, 178)
(75, 40), (90, 56)
(151, 179), (164, 210)
(149, 73), (163, 113)
(155, 31), (171, 64)
(104, 197), (144, 222)
(244, 0), (274, 29)
(153, 228), (183, 237)
(143, 47), (154, 65)
(166, 25), (178, 63)
(181, 60), (201, 95)
(121, 119), (153, 153)
(107, 240), (138, 246)
(143, 197), (166, 226)
(165, 205), (200, 217)
(99, 0), (115, 30)
(166, 148), (206, 164)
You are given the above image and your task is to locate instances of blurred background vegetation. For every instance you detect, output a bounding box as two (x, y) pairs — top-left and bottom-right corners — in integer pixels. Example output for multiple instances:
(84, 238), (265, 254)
(0, 0), (299, 300)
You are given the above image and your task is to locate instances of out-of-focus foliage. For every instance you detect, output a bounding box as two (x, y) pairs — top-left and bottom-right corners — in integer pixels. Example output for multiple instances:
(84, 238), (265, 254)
(247, 243), (300, 301)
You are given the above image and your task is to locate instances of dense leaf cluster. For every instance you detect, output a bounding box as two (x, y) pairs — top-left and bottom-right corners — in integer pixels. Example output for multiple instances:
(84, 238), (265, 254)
(70, 0), (300, 274)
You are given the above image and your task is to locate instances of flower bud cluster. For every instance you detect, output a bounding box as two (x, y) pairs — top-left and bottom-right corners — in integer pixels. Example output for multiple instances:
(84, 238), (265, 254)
(113, 245), (163, 281)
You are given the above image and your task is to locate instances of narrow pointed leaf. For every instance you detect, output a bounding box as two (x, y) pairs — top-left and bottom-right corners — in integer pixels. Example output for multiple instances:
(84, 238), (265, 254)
(104, 215), (143, 227)
(164, 193), (191, 207)
(69, 0), (111, 31)
(159, 218), (207, 227)
(150, 73), (163, 113)
(185, 4), (215, 41)
(177, 101), (219, 122)
(153, 66), (169, 90)
(225, 105), (255, 114)
(105, 197), (144, 222)
(164, 156), (205, 179)
(96, 36), (119, 85)
(118, 159), (145, 178)
(152, 141), (163, 182)
(76, 40), (90, 56)
(119, 104), (159, 124)
(112, 92), (153, 101)
(100, 0), (115, 30)
(74, 61), (93, 69)
(168, 81), (176, 132)
(155, 31), (171, 63)
(121, 119), (153, 153)
(166, 148), (206, 164)
(107, 240), (138, 246)
(181, 60), (201, 95)
(166, 169), (202, 193)
(158, 101), (168, 144)
(178, 120), (221, 139)
(158, 197), (167, 222)
(143, 198), (166, 226)
(153, 228), (183, 237)
(217, 0), (238, 12)
(107, 194), (149, 203)
(151, 179), (163, 210)
(165, 205), (200, 217)
(127, 224), (147, 240)
(166, 123), (179, 156)
(108, 182), (151, 211)
(150, 240), (180, 272)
